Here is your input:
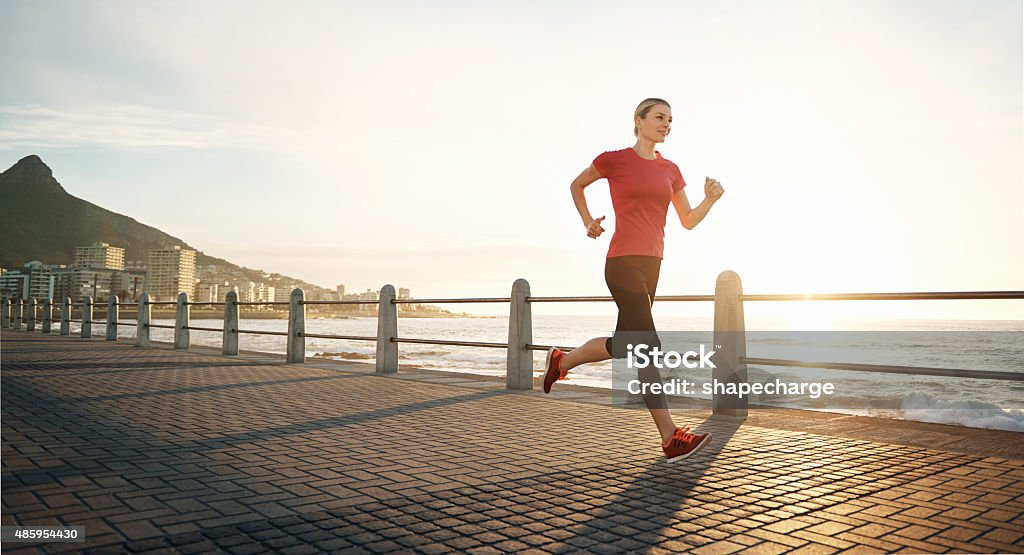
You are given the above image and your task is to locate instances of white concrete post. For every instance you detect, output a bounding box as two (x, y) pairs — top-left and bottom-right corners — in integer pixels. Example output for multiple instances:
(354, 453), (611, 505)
(174, 292), (190, 350)
(137, 293), (151, 347)
(106, 295), (119, 341)
(60, 296), (70, 335)
(41, 298), (52, 334)
(712, 270), (748, 418)
(223, 290), (239, 355)
(375, 284), (398, 373)
(12, 298), (23, 330)
(26, 298), (37, 331)
(81, 296), (93, 338)
(1, 298), (9, 328)
(286, 288), (305, 363)
(506, 278), (534, 390)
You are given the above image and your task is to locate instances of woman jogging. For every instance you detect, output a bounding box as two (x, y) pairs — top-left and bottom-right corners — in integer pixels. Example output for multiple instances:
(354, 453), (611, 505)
(544, 98), (725, 462)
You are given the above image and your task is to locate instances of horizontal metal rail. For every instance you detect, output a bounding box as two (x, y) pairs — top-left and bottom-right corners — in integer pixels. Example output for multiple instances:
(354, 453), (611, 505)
(294, 333), (576, 352)
(115, 321), (137, 326)
(301, 300), (378, 305)
(146, 323), (177, 329)
(299, 333), (376, 341)
(234, 301), (290, 306)
(298, 335), (580, 352)
(741, 291), (1024, 301)
(234, 329), (288, 336)
(185, 325), (223, 332)
(392, 337), (508, 349)
(147, 301), (178, 306)
(116, 303), (139, 307)
(187, 302), (223, 306)
(393, 297), (509, 304)
(383, 295), (718, 304)
(531, 294), (713, 303)
(742, 356), (1024, 381)
(526, 342), (577, 352)
(367, 290), (1024, 305)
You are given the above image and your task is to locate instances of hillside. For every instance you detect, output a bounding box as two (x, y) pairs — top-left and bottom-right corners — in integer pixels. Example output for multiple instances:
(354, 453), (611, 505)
(0, 155), (318, 290)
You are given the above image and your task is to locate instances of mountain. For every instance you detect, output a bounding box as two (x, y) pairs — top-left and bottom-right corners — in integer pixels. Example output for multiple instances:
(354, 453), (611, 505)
(0, 155), (318, 289)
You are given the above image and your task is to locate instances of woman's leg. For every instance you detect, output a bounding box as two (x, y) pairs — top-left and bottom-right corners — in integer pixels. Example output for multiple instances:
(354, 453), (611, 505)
(639, 366), (679, 443)
(637, 258), (677, 442)
(606, 256), (678, 443)
(559, 336), (612, 372)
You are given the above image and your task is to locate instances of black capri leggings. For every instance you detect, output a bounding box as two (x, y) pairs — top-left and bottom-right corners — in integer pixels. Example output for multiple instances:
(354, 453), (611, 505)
(604, 255), (668, 411)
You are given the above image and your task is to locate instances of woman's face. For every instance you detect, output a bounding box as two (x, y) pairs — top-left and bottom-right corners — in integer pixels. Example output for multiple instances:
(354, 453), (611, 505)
(636, 105), (672, 143)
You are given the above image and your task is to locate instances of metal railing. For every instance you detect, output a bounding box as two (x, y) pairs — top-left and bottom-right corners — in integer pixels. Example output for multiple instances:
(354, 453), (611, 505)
(3, 273), (1022, 417)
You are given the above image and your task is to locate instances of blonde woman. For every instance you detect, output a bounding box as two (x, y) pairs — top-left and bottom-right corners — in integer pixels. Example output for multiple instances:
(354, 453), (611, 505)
(544, 98), (725, 462)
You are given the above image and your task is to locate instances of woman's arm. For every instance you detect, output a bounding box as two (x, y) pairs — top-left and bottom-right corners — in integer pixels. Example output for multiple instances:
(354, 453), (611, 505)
(672, 177), (724, 230)
(570, 164), (607, 238)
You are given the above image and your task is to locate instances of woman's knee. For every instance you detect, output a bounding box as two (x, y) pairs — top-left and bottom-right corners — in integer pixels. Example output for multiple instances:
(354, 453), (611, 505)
(607, 331), (662, 359)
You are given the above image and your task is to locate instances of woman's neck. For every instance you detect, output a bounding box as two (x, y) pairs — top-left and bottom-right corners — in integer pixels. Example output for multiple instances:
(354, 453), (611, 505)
(632, 139), (658, 160)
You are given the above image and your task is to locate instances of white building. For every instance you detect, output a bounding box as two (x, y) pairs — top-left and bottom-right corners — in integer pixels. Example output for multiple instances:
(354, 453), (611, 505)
(145, 246), (196, 301)
(74, 242), (125, 270)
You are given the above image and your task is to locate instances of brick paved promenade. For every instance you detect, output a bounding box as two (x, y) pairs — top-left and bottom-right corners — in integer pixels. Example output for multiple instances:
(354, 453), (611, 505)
(3, 330), (1023, 554)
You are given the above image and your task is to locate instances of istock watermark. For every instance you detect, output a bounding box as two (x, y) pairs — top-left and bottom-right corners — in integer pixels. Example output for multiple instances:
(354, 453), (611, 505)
(608, 330), (1023, 414)
(625, 342), (716, 369)
(625, 377), (835, 399)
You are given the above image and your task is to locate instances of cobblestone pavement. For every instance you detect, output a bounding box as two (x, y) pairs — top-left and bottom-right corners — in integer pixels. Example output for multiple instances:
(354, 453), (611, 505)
(2, 331), (1023, 554)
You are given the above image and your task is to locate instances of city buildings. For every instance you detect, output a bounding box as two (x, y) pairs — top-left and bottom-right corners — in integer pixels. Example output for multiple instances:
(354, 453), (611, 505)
(193, 281), (220, 303)
(237, 281), (275, 303)
(2, 243), (428, 315)
(0, 261), (66, 300)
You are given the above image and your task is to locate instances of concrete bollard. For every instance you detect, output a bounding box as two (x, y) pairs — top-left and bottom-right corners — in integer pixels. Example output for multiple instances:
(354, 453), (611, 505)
(223, 290), (239, 355)
(375, 284), (398, 373)
(82, 296), (93, 338)
(106, 296), (119, 341)
(174, 292), (190, 350)
(506, 278), (534, 390)
(137, 293), (151, 347)
(712, 270), (748, 418)
(12, 298), (23, 331)
(286, 288), (305, 363)
(41, 298), (52, 334)
(26, 298), (37, 331)
(1, 298), (8, 328)
(60, 297), (70, 335)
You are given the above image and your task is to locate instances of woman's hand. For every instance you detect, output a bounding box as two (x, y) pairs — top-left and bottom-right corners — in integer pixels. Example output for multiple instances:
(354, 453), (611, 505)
(704, 177), (724, 202)
(586, 216), (606, 239)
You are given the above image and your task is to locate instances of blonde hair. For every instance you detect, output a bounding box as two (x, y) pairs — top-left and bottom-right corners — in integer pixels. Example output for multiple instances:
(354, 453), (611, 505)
(634, 98), (671, 137)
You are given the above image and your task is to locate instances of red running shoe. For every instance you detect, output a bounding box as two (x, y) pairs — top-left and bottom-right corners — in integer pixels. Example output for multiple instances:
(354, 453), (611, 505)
(662, 426), (712, 462)
(543, 347), (568, 393)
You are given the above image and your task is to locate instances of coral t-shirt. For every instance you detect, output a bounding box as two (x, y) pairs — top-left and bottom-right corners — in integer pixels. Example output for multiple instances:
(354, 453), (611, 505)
(592, 148), (686, 259)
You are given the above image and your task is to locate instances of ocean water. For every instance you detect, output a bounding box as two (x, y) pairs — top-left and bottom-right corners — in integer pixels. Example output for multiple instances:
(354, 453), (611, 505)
(83, 314), (1024, 432)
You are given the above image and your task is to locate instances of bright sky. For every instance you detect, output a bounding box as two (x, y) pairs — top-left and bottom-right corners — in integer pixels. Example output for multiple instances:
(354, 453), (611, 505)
(1, 0), (1021, 321)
